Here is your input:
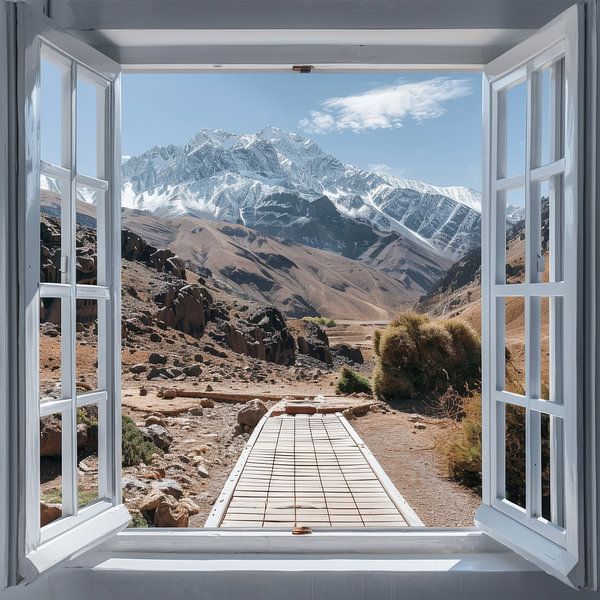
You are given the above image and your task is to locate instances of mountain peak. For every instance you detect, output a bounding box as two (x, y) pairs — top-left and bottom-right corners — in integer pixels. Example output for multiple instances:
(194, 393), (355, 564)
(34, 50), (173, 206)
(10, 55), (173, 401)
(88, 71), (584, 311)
(121, 127), (483, 259)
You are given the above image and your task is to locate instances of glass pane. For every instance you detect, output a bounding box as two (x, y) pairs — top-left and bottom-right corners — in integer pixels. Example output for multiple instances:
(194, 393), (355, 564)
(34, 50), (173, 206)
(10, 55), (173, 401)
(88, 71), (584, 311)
(77, 405), (99, 507)
(500, 81), (527, 178)
(504, 404), (526, 508)
(76, 299), (99, 392)
(40, 175), (65, 284)
(40, 53), (67, 168)
(76, 70), (103, 178)
(40, 298), (62, 403)
(541, 413), (565, 527)
(539, 297), (563, 403)
(504, 296), (526, 395)
(40, 414), (64, 526)
(502, 187), (526, 284)
(538, 67), (552, 167)
(76, 185), (101, 285)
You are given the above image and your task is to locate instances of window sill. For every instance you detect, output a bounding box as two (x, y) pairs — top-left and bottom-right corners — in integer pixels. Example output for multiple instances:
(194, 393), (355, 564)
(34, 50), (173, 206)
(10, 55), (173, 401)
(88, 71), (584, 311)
(71, 527), (540, 575)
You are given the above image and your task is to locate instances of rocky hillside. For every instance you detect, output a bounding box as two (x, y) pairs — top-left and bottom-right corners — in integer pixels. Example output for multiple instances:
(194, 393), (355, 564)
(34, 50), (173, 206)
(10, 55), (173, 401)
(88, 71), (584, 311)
(121, 209), (439, 319)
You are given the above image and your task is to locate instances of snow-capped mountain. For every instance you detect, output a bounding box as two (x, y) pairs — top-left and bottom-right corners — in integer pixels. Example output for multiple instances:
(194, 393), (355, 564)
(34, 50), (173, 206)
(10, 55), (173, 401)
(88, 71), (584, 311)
(122, 127), (485, 259)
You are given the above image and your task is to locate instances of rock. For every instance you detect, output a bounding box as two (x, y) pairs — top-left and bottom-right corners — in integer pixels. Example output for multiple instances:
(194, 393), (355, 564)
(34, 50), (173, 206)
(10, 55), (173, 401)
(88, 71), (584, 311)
(205, 384), (214, 392)
(295, 321), (332, 364)
(196, 464), (210, 478)
(40, 415), (62, 456)
(178, 498), (200, 516)
(332, 344), (364, 364)
(352, 404), (370, 418)
(155, 283), (213, 338)
(154, 499), (189, 527)
(145, 415), (166, 427)
(237, 399), (267, 429)
(138, 490), (167, 512)
(149, 353), (167, 365)
(342, 408), (355, 421)
(200, 398), (214, 408)
(129, 363), (147, 374)
(224, 306), (295, 365)
(149, 332), (162, 343)
(142, 424), (172, 450)
(183, 364), (202, 376)
(151, 478), (184, 500)
(163, 389), (177, 400)
(139, 387), (148, 396)
(40, 502), (62, 527)
(189, 406), (204, 416)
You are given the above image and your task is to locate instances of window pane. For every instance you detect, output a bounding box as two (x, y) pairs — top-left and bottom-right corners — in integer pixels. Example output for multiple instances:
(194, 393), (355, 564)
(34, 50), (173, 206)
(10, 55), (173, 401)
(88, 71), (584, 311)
(40, 53), (67, 168)
(539, 297), (563, 403)
(40, 175), (65, 284)
(76, 299), (99, 392)
(504, 404), (526, 509)
(538, 67), (552, 167)
(40, 298), (62, 403)
(40, 414), (64, 526)
(541, 413), (564, 527)
(502, 187), (526, 284)
(76, 70), (103, 178)
(76, 185), (101, 285)
(504, 296), (526, 395)
(77, 405), (99, 507)
(499, 81), (527, 178)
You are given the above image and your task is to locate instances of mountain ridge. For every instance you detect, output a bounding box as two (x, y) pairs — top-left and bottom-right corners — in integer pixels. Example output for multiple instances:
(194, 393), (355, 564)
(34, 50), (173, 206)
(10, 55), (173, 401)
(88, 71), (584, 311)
(121, 127), (489, 260)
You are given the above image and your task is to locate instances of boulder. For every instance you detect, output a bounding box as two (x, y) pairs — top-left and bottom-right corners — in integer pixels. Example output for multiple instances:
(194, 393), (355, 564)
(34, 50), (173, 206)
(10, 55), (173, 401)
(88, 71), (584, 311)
(183, 364), (202, 376)
(40, 502), (62, 527)
(149, 353), (167, 365)
(332, 344), (364, 364)
(296, 321), (332, 364)
(129, 363), (147, 374)
(237, 399), (267, 429)
(151, 478), (184, 500)
(224, 306), (295, 365)
(200, 398), (214, 408)
(155, 283), (213, 338)
(40, 415), (62, 456)
(142, 424), (172, 450)
(154, 499), (190, 527)
(138, 490), (167, 512)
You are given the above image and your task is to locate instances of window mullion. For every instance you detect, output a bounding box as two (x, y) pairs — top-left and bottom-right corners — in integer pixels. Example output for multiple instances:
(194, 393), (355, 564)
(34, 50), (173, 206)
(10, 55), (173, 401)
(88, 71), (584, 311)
(62, 59), (78, 518)
(525, 66), (542, 519)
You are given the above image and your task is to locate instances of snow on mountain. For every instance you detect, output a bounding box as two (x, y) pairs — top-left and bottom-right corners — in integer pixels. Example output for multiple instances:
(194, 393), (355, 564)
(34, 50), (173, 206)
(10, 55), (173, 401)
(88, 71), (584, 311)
(121, 127), (483, 259)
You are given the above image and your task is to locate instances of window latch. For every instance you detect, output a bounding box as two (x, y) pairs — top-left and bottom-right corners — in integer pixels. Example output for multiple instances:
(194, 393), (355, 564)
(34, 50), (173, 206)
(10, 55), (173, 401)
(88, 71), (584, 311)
(536, 253), (545, 273)
(292, 526), (312, 535)
(292, 65), (313, 73)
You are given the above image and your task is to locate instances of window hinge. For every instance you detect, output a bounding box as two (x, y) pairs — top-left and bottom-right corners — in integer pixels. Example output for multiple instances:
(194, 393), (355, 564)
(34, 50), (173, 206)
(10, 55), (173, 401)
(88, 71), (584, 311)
(292, 65), (313, 73)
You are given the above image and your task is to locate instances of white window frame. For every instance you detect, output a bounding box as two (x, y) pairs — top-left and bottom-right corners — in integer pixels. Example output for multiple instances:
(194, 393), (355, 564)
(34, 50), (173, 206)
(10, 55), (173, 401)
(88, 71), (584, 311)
(1, 0), (597, 594)
(12, 2), (129, 581)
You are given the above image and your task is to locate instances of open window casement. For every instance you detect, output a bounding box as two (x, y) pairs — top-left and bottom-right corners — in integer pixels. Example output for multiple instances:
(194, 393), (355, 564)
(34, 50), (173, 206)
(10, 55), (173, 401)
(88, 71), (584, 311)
(476, 4), (586, 589)
(14, 3), (129, 582)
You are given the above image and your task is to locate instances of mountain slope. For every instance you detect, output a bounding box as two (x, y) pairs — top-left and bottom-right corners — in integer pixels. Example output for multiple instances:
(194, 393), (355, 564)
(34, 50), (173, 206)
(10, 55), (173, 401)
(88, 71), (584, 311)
(121, 209), (420, 320)
(122, 127), (485, 259)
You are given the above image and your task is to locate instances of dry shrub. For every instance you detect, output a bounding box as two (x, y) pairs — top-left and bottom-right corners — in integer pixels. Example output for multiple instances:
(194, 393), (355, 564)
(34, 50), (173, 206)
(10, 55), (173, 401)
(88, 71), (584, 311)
(445, 394), (482, 492)
(444, 395), (545, 508)
(372, 311), (481, 401)
(425, 386), (466, 420)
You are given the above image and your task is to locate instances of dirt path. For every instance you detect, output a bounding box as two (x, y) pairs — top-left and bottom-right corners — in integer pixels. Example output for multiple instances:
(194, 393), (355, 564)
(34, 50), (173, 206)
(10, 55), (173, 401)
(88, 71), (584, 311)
(352, 404), (480, 527)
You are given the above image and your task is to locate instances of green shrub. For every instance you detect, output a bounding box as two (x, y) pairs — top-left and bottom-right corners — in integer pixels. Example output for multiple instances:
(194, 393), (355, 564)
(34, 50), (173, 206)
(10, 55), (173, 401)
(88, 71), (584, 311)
(122, 415), (160, 467)
(372, 311), (481, 401)
(303, 316), (337, 327)
(336, 366), (372, 394)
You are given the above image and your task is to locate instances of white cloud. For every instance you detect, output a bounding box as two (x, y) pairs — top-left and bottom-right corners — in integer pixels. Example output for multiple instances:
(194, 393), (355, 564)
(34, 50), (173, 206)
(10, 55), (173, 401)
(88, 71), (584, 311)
(299, 77), (471, 134)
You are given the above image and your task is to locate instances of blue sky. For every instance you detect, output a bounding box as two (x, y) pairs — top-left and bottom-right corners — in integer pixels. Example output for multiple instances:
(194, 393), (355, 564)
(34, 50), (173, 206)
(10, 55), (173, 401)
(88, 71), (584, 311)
(41, 67), (483, 191)
(122, 73), (483, 190)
